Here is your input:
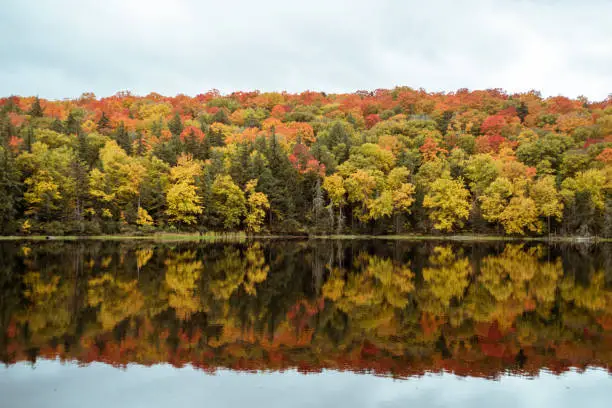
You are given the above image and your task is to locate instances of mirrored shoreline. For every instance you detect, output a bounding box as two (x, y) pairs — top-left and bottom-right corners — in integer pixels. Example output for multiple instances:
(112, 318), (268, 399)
(1, 240), (611, 379)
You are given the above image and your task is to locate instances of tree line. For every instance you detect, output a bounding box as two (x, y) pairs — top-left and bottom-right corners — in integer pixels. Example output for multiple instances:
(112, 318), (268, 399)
(0, 88), (611, 236)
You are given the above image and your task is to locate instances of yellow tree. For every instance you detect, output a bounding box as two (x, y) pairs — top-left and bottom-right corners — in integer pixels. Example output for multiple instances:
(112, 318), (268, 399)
(481, 177), (540, 235)
(210, 174), (246, 229)
(498, 195), (541, 235)
(18, 142), (76, 222)
(387, 167), (416, 231)
(244, 179), (269, 233)
(165, 154), (203, 226)
(90, 140), (145, 222)
(323, 173), (346, 232)
(344, 169), (381, 221)
(530, 176), (563, 233)
(423, 177), (470, 232)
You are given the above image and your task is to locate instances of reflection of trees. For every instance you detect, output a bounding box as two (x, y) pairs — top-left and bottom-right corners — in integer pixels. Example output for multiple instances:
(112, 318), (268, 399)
(208, 243), (268, 300)
(164, 250), (202, 320)
(18, 272), (72, 342)
(560, 270), (612, 312)
(88, 274), (144, 330)
(1, 241), (612, 378)
(321, 254), (414, 345)
(420, 246), (471, 313)
(468, 245), (564, 329)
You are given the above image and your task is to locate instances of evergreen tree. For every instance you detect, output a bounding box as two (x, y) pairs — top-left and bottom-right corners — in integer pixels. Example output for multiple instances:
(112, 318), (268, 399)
(168, 113), (183, 137)
(183, 128), (205, 160)
(51, 118), (64, 133)
(114, 121), (132, 154)
(151, 117), (163, 138)
(28, 97), (44, 118)
(212, 108), (229, 124)
(71, 157), (89, 232)
(24, 126), (34, 153)
(0, 146), (21, 233)
(135, 131), (146, 156)
(517, 102), (529, 123)
(64, 112), (81, 135)
(98, 111), (111, 133)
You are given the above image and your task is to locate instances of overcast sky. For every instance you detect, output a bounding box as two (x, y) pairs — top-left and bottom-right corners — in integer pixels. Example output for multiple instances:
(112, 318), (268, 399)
(1, 0), (611, 101)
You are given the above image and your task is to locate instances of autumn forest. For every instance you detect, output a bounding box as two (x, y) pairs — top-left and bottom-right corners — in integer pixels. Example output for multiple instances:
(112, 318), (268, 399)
(0, 89), (611, 236)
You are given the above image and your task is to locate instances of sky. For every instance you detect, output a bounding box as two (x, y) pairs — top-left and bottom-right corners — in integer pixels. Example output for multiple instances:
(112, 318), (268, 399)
(1, 0), (611, 101)
(2, 361), (612, 408)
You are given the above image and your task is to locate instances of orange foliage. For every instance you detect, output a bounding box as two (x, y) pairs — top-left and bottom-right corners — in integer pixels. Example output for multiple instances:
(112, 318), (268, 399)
(179, 126), (205, 142)
(420, 137), (448, 161)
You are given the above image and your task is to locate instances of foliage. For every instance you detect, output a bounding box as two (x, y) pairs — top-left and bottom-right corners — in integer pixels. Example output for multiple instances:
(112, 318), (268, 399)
(0, 88), (610, 236)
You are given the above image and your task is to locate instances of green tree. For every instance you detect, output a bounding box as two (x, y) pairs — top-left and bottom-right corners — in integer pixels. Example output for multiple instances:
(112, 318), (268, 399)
(0, 146), (21, 233)
(113, 121), (131, 154)
(168, 113), (184, 137)
(28, 97), (44, 118)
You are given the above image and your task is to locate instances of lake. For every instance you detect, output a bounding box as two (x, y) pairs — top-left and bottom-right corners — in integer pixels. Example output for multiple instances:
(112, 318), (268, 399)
(1, 239), (611, 407)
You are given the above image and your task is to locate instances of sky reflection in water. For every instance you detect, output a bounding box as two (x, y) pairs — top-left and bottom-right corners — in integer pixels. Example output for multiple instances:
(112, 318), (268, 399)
(2, 360), (612, 408)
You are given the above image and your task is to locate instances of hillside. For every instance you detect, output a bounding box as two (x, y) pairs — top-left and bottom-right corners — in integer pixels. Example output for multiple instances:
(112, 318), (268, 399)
(0, 88), (610, 236)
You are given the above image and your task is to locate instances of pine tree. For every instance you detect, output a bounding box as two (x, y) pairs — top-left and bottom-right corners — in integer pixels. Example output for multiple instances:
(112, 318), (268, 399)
(114, 121), (132, 154)
(98, 111), (111, 133)
(71, 157), (89, 232)
(51, 118), (64, 133)
(28, 97), (44, 118)
(168, 113), (183, 137)
(135, 131), (146, 156)
(25, 126), (34, 153)
(151, 117), (163, 138)
(212, 108), (229, 124)
(517, 102), (529, 124)
(64, 112), (81, 135)
(312, 178), (326, 230)
(0, 146), (21, 233)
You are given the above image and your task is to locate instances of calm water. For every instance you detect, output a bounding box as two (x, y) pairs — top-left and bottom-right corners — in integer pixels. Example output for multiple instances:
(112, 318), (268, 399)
(1, 239), (611, 407)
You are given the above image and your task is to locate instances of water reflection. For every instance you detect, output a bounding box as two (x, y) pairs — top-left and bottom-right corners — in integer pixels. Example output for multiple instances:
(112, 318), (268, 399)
(0, 240), (611, 379)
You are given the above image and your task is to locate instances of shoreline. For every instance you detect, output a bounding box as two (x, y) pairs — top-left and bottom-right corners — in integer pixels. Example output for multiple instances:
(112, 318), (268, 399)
(0, 233), (610, 243)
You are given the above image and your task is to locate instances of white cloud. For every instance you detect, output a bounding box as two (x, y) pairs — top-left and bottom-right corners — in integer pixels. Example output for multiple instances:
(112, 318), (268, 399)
(0, 0), (610, 100)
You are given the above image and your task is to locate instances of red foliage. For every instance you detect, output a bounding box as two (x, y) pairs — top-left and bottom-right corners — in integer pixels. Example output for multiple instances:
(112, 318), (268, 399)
(584, 138), (604, 148)
(497, 106), (517, 118)
(475, 135), (508, 154)
(365, 114), (381, 129)
(288, 144), (325, 176)
(480, 115), (506, 136)
(270, 104), (289, 119)
(8, 112), (25, 127)
(547, 96), (579, 114)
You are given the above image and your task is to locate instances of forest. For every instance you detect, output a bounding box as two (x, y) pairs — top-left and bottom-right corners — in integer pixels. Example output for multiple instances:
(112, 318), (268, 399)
(1, 241), (611, 378)
(0, 88), (611, 236)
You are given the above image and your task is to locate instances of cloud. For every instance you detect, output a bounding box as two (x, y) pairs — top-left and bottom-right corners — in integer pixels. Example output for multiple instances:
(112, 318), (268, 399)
(0, 0), (610, 100)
